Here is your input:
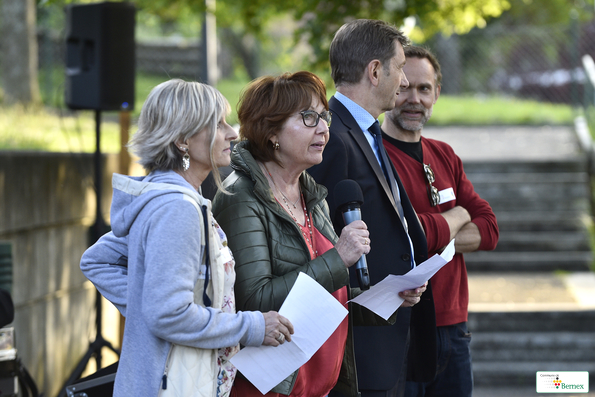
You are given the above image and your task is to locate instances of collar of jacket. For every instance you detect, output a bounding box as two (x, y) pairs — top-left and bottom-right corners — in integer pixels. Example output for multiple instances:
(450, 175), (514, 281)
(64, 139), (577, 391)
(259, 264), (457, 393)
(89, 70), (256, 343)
(230, 140), (329, 214)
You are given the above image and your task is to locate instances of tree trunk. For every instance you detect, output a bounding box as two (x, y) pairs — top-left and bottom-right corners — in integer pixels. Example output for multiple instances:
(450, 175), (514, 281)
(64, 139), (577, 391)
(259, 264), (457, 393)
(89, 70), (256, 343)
(220, 27), (260, 80)
(435, 33), (462, 95)
(200, 0), (218, 86)
(1, 0), (41, 105)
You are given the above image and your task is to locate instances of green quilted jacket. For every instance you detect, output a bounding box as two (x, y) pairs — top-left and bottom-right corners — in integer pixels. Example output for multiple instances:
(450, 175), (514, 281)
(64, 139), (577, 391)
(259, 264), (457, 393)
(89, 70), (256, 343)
(212, 140), (373, 396)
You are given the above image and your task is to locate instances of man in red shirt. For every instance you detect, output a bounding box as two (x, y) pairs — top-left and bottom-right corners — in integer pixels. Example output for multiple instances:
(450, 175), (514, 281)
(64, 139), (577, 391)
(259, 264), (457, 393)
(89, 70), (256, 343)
(382, 46), (499, 397)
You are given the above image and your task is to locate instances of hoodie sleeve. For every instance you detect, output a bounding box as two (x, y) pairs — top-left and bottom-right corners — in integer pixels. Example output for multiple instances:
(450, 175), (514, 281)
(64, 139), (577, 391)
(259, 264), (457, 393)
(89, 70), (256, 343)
(80, 232), (129, 315)
(141, 199), (265, 349)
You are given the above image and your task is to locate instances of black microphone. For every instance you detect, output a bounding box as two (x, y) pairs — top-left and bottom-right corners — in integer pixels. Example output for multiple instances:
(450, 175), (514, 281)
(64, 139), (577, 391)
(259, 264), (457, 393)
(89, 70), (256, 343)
(334, 179), (370, 290)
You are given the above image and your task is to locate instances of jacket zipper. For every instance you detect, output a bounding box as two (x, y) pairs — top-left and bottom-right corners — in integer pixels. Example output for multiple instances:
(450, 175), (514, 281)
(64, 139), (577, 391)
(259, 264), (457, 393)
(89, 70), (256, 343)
(161, 344), (174, 391)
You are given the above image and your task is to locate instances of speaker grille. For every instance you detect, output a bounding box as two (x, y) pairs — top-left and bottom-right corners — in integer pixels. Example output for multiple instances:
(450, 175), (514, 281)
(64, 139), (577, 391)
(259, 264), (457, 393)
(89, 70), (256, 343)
(65, 2), (136, 111)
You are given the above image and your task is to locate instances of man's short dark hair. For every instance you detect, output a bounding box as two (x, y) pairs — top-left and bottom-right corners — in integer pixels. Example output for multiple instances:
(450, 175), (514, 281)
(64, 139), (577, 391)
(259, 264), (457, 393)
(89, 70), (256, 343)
(404, 46), (442, 87)
(329, 19), (410, 87)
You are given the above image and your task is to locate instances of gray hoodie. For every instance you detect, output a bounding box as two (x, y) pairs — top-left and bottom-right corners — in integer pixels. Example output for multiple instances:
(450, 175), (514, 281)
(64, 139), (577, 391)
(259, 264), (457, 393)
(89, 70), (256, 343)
(80, 169), (265, 397)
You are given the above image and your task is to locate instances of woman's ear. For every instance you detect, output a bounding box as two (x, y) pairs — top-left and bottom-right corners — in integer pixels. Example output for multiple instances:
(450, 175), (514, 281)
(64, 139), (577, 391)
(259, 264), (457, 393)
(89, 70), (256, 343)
(174, 139), (186, 151)
(269, 135), (280, 151)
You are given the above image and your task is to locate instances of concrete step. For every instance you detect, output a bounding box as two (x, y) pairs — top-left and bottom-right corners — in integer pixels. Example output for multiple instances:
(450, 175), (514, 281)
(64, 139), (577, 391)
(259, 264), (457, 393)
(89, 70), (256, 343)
(468, 310), (595, 333)
(468, 172), (589, 184)
(470, 179), (590, 211)
(471, 332), (595, 362)
(472, 361), (595, 387)
(488, 199), (589, 213)
(465, 167), (590, 213)
(465, 251), (593, 272)
(467, 273), (595, 388)
(463, 159), (587, 175)
(493, 211), (588, 232)
(493, 231), (590, 252)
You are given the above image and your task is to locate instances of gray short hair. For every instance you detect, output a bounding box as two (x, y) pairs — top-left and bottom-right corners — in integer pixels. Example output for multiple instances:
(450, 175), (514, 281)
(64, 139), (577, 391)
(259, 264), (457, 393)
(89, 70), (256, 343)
(330, 19), (410, 87)
(129, 79), (230, 189)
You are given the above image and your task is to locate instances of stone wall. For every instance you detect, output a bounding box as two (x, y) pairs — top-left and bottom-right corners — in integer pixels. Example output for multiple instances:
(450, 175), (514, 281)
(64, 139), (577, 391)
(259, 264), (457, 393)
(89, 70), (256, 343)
(0, 151), (125, 396)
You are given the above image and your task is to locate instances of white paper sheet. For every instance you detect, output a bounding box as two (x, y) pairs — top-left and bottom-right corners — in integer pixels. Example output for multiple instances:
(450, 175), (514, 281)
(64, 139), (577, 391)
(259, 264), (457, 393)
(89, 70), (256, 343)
(349, 239), (456, 320)
(230, 272), (349, 394)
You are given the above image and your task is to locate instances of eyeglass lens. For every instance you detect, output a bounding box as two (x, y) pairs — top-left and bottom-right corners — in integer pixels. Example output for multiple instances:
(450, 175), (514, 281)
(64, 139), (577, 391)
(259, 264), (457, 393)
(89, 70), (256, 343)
(301, 110), (331, 127)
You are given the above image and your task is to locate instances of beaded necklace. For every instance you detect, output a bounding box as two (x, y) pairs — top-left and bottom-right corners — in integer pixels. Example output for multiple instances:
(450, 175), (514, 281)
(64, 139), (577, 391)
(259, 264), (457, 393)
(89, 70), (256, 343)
(281, 189), (300, 209)
(261, 163), (317, 256)
(296, 194), (317, 257)
(262, 163), (301, 209)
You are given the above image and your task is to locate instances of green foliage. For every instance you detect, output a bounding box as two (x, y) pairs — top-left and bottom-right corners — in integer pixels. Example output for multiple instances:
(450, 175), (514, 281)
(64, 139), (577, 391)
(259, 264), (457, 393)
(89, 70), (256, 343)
(500, 0), (595, 26)
(36, 0), (595, 83)
(287, 0), (512, 69)
(42, 0), (513, 72)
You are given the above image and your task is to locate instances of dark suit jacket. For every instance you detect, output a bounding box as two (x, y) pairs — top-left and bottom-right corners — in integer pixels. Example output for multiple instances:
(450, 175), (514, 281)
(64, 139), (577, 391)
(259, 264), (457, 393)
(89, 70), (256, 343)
(309, 96), (437, 391)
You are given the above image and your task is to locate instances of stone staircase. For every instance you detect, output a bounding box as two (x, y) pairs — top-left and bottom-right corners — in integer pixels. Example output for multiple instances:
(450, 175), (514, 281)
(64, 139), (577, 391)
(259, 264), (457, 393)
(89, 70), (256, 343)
(461, 156), (595, 389)
(464, 159), (593, 272)
(469, 311), (595, 388)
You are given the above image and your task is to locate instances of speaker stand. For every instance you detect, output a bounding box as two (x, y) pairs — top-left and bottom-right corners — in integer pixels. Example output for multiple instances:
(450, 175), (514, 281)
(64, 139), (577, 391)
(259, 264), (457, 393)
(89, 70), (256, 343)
(57, 110), (120, 397)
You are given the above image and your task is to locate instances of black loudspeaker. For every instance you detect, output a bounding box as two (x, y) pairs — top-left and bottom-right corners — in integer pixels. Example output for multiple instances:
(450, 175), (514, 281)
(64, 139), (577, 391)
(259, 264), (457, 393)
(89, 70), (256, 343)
(65, 2), (136, 111)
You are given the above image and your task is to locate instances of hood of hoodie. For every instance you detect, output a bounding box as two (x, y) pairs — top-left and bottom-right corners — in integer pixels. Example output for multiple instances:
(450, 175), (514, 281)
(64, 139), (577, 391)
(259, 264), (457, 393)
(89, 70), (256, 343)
(109, 170), (209, 238)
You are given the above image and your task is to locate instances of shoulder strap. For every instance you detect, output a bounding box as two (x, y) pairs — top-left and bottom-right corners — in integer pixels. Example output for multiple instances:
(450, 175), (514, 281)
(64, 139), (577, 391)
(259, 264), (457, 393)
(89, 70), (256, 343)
(200, 204), (212, 307)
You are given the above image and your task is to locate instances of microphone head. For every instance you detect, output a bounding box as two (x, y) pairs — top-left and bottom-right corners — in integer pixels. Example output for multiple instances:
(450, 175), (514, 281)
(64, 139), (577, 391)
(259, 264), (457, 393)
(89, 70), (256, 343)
(334, 179), (364, 210)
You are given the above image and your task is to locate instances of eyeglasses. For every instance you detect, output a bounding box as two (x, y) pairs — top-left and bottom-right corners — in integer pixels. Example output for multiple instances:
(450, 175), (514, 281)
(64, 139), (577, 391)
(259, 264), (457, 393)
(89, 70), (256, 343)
(300, 110), (332, 127)
(423, 163), (440, 207)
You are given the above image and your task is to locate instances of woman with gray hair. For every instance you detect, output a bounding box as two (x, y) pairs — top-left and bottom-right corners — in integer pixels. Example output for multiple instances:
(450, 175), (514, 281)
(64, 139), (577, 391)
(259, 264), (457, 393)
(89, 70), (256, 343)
(80, 79), (293, 397)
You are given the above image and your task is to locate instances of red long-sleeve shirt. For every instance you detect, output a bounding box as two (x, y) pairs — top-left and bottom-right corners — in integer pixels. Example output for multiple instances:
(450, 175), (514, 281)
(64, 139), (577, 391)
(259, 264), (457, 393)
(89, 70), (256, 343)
(385, 136), (499, 326)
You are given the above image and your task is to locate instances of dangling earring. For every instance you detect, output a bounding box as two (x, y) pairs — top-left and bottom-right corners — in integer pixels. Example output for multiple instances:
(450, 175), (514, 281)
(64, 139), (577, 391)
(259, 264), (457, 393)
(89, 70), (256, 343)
(181, 147), (190, 171)
(273, 142), (280, 150)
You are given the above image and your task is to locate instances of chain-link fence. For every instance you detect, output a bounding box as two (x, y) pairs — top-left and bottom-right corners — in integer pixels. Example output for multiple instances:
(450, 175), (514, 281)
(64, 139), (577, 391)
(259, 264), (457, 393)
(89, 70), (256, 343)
(21, 19), (595, 111)
(423, 20), (595, 107)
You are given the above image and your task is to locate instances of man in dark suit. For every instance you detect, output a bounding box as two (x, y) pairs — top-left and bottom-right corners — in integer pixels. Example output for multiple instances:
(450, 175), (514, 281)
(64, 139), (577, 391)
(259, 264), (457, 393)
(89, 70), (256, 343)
(309, 19), (437, 397)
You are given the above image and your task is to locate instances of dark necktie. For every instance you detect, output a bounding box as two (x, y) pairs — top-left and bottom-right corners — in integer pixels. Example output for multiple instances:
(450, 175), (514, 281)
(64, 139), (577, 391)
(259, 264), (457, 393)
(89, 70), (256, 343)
(369, 121), (406, 228)
(370, 121), (414, 268)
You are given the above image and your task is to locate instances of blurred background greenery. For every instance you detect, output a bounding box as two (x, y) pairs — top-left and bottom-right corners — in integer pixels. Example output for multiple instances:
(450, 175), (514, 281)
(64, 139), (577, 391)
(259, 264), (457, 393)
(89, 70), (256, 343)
(0, 0), (594, 153)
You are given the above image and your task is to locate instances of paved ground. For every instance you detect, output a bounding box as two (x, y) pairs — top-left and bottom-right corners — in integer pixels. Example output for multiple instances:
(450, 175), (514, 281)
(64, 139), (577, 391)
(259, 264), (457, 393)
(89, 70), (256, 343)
(423, 125), (581, 161)
(468, 272), (595, 311)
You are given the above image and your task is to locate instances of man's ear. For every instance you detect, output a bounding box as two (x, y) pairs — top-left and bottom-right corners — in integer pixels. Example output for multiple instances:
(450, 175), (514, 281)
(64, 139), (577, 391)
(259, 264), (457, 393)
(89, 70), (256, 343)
(366, 60), (383, 87)
(434, 84), (442, 103)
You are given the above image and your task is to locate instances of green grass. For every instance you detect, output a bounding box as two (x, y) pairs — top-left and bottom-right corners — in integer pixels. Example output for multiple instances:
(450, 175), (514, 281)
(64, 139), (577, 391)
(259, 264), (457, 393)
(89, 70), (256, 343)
(429, 95), (575, 126)
(0, 74), (579, 153)
(0, 74), (249, 153)
(0, 105), (122, 153)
